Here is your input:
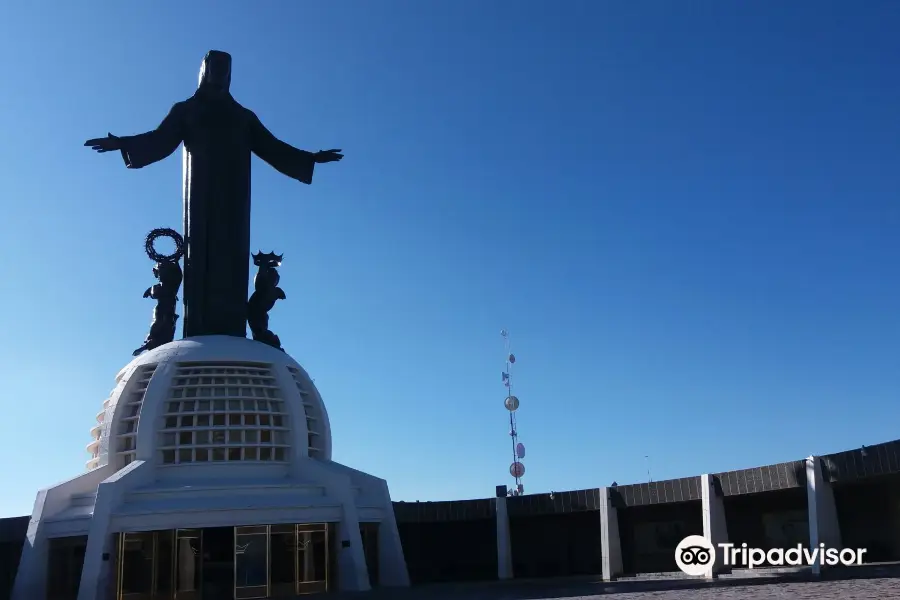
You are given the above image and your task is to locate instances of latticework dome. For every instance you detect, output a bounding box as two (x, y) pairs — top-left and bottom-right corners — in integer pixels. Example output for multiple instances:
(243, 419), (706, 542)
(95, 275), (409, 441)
(86, 336), (332, 471)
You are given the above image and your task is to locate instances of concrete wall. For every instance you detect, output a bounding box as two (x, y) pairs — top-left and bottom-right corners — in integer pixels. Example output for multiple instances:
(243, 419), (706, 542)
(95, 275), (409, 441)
(394, 499), (497, 583)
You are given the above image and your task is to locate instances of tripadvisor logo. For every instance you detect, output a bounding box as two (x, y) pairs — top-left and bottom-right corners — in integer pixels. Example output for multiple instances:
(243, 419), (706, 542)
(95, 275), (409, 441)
(674, 535), (867, 577)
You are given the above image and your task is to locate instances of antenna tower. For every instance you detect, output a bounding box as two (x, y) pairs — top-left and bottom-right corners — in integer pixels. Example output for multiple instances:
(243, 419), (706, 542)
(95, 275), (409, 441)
(501, 329), (526, 496)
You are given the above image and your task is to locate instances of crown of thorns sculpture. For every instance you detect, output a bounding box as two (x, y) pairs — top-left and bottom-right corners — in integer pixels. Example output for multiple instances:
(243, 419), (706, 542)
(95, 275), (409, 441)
(144, 228), (185, 263)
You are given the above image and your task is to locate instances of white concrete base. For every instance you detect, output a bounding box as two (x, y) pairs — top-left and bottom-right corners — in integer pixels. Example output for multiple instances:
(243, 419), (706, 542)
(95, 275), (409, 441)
(12, 458), (409, 600)
(701, 474), (730, 578)
(599, 486), (623, 581)
(13, 337), (409, 598)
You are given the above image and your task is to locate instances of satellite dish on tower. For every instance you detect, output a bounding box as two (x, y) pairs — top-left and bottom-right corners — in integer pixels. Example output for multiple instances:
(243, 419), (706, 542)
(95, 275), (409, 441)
(504, 395), (519, 411)
(509, 461), (525, 478)
(516, 442), (525, 459)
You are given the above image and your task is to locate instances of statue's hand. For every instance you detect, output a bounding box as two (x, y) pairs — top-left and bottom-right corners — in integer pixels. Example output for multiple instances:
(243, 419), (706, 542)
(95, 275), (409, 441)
(142, 287), (152, 298)
(84, 133), (122, 153)
(313, 149), (343, 164)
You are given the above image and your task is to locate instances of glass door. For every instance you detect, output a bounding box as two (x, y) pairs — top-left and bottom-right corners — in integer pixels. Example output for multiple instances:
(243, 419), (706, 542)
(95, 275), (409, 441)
(268, 525), (296, 598)
(118, 532), (155, 600)
(296, 524), (328, 595)
(234, 526), (268, 599)
(116, 531), (176, 600)
(173, 529), (201, 600)
(154, 531), (174, 600)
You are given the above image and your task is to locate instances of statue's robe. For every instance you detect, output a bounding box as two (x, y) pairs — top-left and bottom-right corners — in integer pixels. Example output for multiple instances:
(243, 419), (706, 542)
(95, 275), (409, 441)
(116, 90), (315, 338)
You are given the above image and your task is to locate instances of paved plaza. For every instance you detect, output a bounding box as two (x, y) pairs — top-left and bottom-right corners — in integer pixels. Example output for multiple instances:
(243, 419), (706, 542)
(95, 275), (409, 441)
(506, 578), (900, 599)
(336, 567), (900, 600)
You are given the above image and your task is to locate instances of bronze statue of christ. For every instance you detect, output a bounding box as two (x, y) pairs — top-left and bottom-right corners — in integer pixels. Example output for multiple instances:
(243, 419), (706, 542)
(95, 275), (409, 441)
(86, 50), (342, 339)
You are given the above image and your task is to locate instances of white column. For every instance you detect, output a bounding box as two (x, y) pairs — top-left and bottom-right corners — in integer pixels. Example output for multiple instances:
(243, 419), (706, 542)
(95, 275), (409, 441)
(495, 495), (513, 579)
(334, 506), (370, 591)
(374, 480), (410, 587)
(806, 456), (842, 576)
(701, 474), (730, 578)
(12, 466), (116, 600)
(599, 487), (623, 581)
(79, 460), (152, 600)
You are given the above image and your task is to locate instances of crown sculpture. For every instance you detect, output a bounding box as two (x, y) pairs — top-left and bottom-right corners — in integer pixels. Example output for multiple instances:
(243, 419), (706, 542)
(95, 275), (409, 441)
(248, 251), (287, 351)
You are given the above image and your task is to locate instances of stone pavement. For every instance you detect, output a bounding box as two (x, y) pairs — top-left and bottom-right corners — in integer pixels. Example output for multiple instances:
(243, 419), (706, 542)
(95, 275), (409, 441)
(330, 564), (900, 599)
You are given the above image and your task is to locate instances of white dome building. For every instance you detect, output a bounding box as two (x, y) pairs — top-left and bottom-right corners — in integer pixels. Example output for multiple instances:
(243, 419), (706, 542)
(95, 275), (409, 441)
(12, 336), (409, 600)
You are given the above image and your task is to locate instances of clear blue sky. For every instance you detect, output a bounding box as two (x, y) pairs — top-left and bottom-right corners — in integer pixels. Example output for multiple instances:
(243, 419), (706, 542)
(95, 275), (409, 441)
(1, 2), (898, 518)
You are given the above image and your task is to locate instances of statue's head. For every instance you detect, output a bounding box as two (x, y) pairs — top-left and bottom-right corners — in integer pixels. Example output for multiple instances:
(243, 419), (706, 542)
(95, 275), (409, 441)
(198, 50), (232, 93)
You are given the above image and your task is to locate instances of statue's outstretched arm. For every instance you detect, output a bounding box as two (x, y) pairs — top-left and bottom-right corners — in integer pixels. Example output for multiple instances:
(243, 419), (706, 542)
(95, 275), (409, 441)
(249, 113), (315, 185)
(117, 103), (186, 169)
